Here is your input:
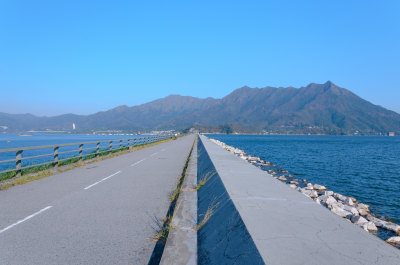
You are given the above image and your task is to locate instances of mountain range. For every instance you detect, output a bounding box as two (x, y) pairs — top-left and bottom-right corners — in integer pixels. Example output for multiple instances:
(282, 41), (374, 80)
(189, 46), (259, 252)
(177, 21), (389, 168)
(1, 81), (400, 135)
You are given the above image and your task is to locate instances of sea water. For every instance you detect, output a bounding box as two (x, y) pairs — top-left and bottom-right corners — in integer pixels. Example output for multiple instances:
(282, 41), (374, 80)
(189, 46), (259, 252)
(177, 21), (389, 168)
(207, 135), (400, 226)
(0, 133), (145, 171)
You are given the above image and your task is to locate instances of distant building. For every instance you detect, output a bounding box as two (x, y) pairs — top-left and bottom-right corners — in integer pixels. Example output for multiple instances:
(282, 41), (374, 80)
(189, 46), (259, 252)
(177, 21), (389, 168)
(389, 132), (395, 136)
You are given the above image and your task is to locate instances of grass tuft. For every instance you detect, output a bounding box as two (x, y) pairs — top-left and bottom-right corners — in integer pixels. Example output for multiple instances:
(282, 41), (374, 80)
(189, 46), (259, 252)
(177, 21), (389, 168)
(194, 201), (220, 231)
(194, 171), (216, 190)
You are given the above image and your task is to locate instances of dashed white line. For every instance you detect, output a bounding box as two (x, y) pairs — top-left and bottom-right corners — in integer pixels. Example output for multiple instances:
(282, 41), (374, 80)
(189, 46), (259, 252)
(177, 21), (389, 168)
(0, 206), (52, 234)
(84, 171), (121, 190)
(131, 159), (145, 167)
(150, 152), (158, 157)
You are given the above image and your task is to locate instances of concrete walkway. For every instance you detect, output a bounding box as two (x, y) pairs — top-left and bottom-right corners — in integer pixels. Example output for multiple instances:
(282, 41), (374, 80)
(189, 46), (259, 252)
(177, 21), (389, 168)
(0, 135), (195, 265)
(199, 135), (400, 265)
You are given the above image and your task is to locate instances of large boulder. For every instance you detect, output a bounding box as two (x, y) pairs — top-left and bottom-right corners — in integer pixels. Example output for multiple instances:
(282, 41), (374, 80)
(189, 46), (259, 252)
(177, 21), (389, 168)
(366, 215), (400, 233)
(324, 191), (334, 196)
(300, 189), (311, 196)
(361, 222), (378, 232)
(309, 190), (319, 199)
(305, 183), (314, 190)
(386, 237), (400, 245)
(326, 196), (338, 206)
(313, 184), (327, 191)
(318, 195), (337, 206)
(331, 205), (352, 218)
(351, 215), (368, 225)
(333, 193), (347, 202)
(344, 198), (354, 206)
(358, 208), (368, 216)
(357, 203), (370, 211)
(343, 205), (359, 216)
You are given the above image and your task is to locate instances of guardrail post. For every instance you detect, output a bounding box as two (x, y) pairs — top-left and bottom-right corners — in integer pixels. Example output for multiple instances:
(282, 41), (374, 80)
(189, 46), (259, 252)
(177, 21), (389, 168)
(16, 150), (22, 177)
(109, 141), (112, 153)
(79, 144), (83, 162)
(96, 142), (100, 157)
(128, 139), (132, 151)
(54, 146), (59, 168)
(120, 140), (122, 150)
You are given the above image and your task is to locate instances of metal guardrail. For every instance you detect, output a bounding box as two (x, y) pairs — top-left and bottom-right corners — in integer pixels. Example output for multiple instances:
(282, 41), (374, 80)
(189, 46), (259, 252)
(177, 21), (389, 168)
(0, 135), (171, 177)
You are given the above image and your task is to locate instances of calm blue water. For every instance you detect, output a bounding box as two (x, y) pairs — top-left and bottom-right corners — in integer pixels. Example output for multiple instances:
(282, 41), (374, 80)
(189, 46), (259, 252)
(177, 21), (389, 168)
(207, 135), (400, 224)
(0, 133), (147, 171)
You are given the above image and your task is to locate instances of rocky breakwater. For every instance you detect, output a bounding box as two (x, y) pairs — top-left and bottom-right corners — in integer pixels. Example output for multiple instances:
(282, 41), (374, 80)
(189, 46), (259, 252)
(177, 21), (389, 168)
(209, 137), (400, 248)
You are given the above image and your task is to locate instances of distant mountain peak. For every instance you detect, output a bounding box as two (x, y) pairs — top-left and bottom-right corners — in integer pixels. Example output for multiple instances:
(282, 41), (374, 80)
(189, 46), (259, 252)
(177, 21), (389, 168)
(324, 80), (335, 86)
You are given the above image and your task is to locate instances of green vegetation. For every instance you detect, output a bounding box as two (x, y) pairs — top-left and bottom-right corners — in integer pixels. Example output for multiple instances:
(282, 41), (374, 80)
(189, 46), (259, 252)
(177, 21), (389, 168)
(153, 216), (174, 242)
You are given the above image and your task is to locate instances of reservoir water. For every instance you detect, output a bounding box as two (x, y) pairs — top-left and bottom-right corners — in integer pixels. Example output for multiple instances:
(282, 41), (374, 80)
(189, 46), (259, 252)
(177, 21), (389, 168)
(207, 134), (400, 227)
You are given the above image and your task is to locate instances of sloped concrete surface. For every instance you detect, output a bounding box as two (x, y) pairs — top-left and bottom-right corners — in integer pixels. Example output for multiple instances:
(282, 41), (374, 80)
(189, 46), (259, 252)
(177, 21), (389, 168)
(197, 137), (264, 265)
(199, 135), (400, 265)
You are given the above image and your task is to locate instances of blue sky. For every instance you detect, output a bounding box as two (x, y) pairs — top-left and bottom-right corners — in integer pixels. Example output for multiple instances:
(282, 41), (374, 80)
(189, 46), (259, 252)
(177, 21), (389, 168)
(1, 0), (399, 116)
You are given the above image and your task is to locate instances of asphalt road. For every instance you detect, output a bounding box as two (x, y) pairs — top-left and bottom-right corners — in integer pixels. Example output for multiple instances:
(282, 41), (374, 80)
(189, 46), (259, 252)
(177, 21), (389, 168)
(0, 135), (195, 265)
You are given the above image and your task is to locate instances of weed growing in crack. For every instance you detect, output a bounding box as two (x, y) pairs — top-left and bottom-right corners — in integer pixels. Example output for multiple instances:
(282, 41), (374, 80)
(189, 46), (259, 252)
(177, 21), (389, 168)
(194, 171), (216, 190)
(194, 200), (220, 231)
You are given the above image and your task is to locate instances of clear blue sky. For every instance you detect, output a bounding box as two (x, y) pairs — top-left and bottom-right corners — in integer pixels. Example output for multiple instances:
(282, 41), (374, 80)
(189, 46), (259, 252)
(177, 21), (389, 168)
(1, 0), (399, 116)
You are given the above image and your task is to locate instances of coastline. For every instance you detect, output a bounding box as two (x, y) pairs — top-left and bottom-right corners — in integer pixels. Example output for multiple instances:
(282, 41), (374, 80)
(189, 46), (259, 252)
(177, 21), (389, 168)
(207, 136), (400, 248)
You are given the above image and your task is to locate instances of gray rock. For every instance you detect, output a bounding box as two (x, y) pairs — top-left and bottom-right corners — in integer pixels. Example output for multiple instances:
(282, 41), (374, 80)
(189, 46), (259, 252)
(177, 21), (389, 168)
(366, 215), (400, 233)
(358, 208), (368, 216)
(349, 197), (358, 203)
(331, 205), (352, 218)
(357, 203), (370, 211)
(361, 222), (378, 232)
(333, 193), (347, 202)
(386, 236), (400, 245)
(344, 198), (354, 206)
(277, 176), (287, 181)
(343, 205), (359, 216)
(326, 196), (338, 206)
(324, 191), (334, 196)
(351, 215), (368, 225)
(301, 189), (312, 197)
(309, 190), (319, 199)
(305, 183), (314, 190)
(289, 184), (297, 189)
(313, 184), (327, 191)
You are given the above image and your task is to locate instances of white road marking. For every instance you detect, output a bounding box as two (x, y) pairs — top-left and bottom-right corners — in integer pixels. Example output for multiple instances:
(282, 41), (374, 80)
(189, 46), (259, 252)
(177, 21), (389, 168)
(0, 206), (52, 234)
(131, 159), (145, 167)
(84, 171), (121, 190)
(150, 152), (158, 157)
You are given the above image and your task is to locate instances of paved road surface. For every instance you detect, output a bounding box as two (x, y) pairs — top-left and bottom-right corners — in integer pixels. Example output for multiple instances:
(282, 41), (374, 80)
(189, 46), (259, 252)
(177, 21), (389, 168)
(0, 135), (195, 265)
